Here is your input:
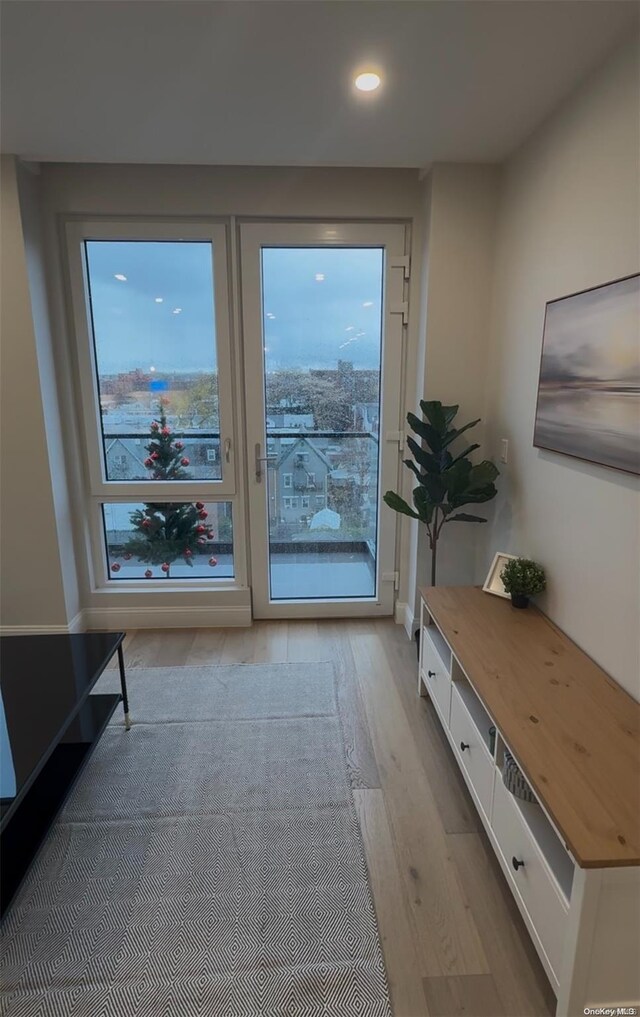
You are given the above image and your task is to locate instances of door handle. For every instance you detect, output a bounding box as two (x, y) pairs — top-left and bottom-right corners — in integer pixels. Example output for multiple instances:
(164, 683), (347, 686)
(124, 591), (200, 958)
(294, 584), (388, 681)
(254, 443), (276, 482)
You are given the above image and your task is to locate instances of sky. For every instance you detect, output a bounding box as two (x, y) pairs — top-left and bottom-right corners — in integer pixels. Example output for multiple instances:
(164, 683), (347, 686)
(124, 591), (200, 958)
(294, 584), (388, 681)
(86, 241), (384, 376)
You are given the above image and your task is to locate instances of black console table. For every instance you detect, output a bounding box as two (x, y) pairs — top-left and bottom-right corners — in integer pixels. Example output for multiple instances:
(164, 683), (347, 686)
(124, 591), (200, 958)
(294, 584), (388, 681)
(0, 631), (130, 918)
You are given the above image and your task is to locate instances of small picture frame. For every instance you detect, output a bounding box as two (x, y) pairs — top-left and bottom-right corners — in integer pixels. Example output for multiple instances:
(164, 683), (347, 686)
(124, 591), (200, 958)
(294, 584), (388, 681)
(483, 552), (518, 599)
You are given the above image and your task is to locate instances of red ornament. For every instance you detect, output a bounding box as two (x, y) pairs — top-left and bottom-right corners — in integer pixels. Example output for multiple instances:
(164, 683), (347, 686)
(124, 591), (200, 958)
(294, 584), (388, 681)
(150, 421), (159, 431)
(208, 557), (218, 567)
(195, 501), (204, 510)
(144, 457), (153, 467)
(184, 549), (193, 557)
(207, 530), (214, 539)
(174, 441), (184, 450)
(142, 519), (151, 528)
(180, 457), (190, 467)
(144, 569), (153, 578)
(161, 562), (170, 573)
(198, 509), (208, 519)
(111, 562), (121, 573)
(196, 524), (206, 533)
(123, 552), (132, 561)
(161, 427), (171, 436)
(150, 451), (159, 460)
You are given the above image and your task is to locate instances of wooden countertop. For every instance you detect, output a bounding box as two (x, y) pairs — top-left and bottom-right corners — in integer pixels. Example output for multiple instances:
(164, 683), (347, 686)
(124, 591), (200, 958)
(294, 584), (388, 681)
(421, 586), (640, 868)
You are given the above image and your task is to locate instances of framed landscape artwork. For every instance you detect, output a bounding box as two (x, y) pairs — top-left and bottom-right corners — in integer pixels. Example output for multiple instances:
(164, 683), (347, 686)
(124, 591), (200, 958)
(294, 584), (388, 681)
(533, 273), (640, 476)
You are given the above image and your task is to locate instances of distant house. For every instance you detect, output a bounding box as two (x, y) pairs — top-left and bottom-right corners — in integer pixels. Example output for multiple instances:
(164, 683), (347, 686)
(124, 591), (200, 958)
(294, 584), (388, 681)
(105, 437), (149, 480)
(270, 437), (331, 524)
(266, 412), (314, 431)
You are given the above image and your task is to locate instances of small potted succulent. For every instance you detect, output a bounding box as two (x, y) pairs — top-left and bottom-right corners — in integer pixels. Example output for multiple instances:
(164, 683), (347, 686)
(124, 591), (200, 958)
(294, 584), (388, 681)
(500, 557), (546, 609)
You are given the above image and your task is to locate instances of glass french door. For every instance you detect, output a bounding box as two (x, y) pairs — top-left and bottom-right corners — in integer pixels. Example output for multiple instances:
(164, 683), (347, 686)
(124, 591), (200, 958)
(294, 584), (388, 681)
(241, 222), (407, 618)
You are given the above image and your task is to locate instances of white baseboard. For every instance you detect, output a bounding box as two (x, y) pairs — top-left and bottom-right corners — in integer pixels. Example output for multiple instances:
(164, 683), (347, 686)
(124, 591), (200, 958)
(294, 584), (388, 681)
(0, 623), (75, 636)
(82, 604), (252, 630)
(394, 601), (415, 639)
(0, 611), (85, 636)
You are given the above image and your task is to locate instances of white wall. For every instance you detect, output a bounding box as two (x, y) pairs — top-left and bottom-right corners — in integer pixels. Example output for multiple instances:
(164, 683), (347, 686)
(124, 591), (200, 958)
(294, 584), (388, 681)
(0, 156), (72, 630)
(16, 163), (82, 625)
(481, 39), (640, 697)
(408, 164), (499, 621)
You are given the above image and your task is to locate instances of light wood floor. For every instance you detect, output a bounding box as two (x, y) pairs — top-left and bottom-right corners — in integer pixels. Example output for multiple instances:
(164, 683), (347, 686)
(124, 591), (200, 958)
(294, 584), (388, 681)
(112, 620), (556, 1017)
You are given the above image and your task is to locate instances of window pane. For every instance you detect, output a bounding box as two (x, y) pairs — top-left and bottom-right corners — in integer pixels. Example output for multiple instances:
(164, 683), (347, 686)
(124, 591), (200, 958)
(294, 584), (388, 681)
(85, 241), (220, 481)
(103, 502), (234, 580)
(262, 247), (383, 600)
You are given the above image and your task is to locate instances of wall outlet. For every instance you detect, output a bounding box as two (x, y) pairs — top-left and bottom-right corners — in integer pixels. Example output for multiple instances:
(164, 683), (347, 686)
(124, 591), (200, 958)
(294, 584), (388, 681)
(500, 438), (509, 464)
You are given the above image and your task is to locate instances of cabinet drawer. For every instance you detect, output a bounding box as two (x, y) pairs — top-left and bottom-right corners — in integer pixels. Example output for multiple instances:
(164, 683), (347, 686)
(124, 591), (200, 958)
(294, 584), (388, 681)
(421, 629), (451, 725)
(492, 776), (568, 980)
(450, 685), (495, 820)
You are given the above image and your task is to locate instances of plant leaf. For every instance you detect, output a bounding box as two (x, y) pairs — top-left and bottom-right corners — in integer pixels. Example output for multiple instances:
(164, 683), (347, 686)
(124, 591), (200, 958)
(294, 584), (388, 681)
(441, 418), (481, 449)
(467, 460), (500, 489)
(403, 458), (425, 483)
(419, 400), (447, 434)
(448, 443), (480, 466)
(448, 485), (498, 508)
(420, 472), (447, 504)
(407, 412), (443, 453)
(413, 485), (436, 524)
(384, 490), (419, 519)
(442, 420), (480, 449)
(448, 513), (488, 523)
(405, 435), (442, 474)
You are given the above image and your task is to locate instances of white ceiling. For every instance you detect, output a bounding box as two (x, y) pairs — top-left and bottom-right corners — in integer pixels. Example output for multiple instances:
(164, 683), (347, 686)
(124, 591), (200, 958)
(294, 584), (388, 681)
(1, 0), (637, 168)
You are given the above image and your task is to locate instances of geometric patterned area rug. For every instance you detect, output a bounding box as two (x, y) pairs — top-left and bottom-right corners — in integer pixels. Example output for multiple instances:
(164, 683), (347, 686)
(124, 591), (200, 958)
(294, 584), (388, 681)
(1, 663), (392, 1016)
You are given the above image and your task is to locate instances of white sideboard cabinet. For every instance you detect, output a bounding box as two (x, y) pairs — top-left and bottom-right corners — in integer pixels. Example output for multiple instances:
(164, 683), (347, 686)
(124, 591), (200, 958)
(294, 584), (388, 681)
(419, 587), (640, 1017)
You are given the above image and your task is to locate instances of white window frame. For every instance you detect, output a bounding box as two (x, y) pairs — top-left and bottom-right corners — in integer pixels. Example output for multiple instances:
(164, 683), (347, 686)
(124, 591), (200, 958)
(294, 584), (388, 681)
(283, 473), (292, 488)
(307, 472), (315, 487)
(65, 220), (240, 590)
(66, 220), (236, 500)
(301, 496), (310, 509)
(283, 497), (293, 510)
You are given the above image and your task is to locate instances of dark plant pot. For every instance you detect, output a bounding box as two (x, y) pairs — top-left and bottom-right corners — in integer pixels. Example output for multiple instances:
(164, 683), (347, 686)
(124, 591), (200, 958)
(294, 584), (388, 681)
(510, 593), (529, 609)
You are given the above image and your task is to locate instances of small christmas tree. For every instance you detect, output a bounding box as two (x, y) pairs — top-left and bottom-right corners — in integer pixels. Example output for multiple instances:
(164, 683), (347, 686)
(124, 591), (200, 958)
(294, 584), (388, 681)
(123, 401), (215, 578)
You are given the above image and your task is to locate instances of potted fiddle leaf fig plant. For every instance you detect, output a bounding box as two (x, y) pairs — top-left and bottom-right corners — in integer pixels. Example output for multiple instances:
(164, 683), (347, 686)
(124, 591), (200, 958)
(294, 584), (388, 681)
(499, 557), (546, 609)
(384, 400), (499, 587)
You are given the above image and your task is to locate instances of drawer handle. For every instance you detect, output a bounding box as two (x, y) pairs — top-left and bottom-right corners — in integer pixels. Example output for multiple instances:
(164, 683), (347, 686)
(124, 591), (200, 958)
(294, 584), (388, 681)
(460, 741), (470, 752)
(512, 856), (525, 872)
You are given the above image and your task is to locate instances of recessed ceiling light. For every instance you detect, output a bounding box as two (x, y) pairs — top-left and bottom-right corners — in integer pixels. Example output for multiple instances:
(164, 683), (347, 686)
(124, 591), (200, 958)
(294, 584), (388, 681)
(315, 273), (325, 282)
(155, 297), (163, 303)
(355, 72), (381, 93)
(362, 301), (373, 307)
(149, 365), (156, 372)
(114, 273), (127, 282)
(172, 308), (182, 315)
